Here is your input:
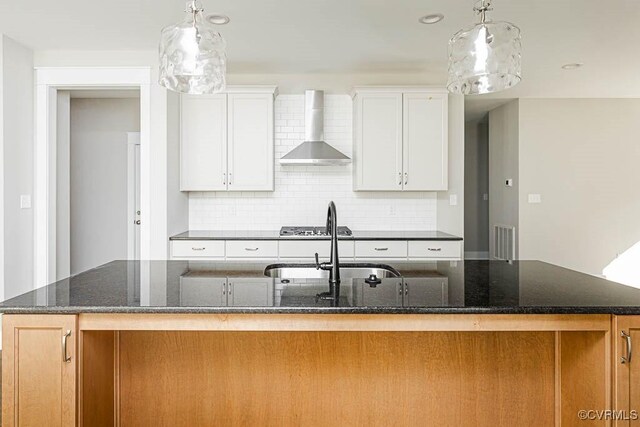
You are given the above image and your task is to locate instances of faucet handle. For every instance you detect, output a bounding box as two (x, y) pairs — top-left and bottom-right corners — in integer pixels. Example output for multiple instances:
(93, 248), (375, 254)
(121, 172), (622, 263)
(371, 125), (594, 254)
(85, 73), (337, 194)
(315, 253), (321, 270)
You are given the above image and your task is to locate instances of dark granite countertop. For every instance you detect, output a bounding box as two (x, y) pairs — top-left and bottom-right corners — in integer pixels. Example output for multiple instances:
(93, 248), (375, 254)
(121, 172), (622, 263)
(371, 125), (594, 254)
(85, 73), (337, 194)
(170, 230), (462, 241)
(2, 260), (640, 314)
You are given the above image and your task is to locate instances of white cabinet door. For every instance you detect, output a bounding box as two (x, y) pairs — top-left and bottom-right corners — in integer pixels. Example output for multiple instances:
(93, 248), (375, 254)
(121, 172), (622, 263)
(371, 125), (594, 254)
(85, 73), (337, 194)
(354, 93), (403, 191)
(402, 93), (448, 191)
(179, 276), (227, 306)
(228, 279), (274, 307)
(180, 94), (227, 191)
(227, 93), (274, 191)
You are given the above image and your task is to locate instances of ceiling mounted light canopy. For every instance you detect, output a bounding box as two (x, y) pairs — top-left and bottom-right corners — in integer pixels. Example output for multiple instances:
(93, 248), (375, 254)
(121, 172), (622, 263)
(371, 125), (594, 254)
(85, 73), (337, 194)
(447, 0), (521, 95)
(159, 0), (227, 95)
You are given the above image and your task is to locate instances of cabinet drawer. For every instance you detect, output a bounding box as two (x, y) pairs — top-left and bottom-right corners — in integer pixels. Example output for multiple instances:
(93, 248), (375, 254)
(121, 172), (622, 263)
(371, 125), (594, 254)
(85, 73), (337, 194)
(226, 240), (278, 258)
(408, 241), (461, 259)
(355, 241), (407, 258)
(279, 240), (355, 260)
(172, 240), (225, 258)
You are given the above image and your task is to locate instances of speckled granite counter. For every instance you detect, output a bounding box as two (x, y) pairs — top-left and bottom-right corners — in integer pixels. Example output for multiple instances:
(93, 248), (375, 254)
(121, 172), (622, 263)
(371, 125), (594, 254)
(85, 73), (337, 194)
(2, 260), (640, 314)
(169, 230), (462, 241)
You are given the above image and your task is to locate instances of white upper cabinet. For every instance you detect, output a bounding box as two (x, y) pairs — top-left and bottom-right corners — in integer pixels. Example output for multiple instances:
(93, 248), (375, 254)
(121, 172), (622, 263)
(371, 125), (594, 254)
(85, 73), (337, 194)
(352, 87), (448, 192)
(227, 93), (274, 191)
(353, 93), (403, 191)
(180, 86), (277, 192)
(403, 92), (448, 191)
(180, 94), (227, 191)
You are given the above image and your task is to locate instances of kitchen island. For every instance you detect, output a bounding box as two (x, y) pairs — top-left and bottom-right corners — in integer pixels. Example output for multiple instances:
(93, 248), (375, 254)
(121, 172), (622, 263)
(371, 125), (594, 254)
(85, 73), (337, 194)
(2, 260), (640, 426)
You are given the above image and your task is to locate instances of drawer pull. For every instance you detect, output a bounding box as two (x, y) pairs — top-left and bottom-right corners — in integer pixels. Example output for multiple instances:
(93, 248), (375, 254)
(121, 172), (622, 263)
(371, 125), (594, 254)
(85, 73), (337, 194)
(428, 248), (442, 252)
(622, 330), (632, 364)
(62, 330), (72, 363)
(374, 247), (389, 251)
(192, 247), (206, 251)
(245, 247), (259, 251)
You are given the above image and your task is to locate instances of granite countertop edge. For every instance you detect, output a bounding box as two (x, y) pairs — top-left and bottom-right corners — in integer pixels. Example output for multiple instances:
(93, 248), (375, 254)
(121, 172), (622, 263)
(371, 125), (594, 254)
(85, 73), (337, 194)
(2, 306), (639, 315)
(170, 231), (463, 241)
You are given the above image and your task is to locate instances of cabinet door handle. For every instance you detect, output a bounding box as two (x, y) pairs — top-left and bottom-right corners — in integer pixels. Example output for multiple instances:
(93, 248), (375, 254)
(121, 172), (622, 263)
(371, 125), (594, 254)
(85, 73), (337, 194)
(223, 173), (226, 185)
(192, 247), (206, 251)
(622, 330), (632, 364)
(228, 282), (233, 295)
(62, 330), (72, 363)
(229, 172), (232, 186)
(245, 247), (259, 251)
(404, 172), (408, 185)
(428, 248), (442, 252)
(398, 172), (402, 186)
(374, 247), (388, 251)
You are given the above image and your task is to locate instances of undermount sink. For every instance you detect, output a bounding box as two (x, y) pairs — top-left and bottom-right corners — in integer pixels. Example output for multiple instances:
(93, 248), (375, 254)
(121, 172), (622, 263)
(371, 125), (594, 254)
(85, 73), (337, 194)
(264, 263), (401, 280)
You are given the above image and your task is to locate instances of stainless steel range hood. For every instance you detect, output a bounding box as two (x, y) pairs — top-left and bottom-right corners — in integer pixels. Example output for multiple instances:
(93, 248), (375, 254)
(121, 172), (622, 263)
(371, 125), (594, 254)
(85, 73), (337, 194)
(280, 90), (351, 166)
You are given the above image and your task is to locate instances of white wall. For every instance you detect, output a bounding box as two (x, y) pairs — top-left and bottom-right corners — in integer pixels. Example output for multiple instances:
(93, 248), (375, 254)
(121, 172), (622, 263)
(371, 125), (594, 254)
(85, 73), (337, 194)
(464, 120), (489, 257)
(1, 35), (34, 300)
(518, 99), (640, 277)
(488, 100), (519, 259)
(189, 94), (439, 231)
(166, 90), (188, 245)
(56, 91), (71, 279)
(436, 94), (465, 238)
(69, 98), (140, 274)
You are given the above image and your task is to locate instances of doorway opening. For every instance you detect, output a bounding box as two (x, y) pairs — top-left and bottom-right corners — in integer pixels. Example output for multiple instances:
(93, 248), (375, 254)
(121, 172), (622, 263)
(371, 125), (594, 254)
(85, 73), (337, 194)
(463, 116), (489, 260)
(55, 90), (141, 278)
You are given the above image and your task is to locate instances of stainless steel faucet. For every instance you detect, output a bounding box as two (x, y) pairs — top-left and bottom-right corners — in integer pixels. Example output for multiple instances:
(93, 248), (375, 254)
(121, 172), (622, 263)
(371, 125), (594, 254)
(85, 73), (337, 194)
(315, 201), (341, 287)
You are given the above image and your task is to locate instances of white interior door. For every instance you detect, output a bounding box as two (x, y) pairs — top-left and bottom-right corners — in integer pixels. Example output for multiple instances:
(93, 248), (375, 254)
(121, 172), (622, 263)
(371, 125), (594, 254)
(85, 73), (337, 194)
(128, 132), (141, 260)
(354, 93), (403, 191)
(402, 93), (448, 191)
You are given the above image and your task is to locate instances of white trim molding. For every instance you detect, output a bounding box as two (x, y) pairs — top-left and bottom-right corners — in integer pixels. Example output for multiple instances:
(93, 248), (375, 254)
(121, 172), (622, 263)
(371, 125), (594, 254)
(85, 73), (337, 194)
(34, 66), (152, 288)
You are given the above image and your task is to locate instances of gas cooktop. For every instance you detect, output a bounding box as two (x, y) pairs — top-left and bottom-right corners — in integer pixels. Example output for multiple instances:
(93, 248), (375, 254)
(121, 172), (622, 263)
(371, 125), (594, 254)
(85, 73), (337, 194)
(280, 226), (353, 237)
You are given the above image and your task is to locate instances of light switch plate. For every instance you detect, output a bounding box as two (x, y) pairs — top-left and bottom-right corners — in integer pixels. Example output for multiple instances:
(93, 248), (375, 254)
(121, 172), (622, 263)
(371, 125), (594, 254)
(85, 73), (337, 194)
(20, 195), (31, 209)
(483, 193), (489, 201)
(449, 195), (458, 206)
(528, 194), (542, 204)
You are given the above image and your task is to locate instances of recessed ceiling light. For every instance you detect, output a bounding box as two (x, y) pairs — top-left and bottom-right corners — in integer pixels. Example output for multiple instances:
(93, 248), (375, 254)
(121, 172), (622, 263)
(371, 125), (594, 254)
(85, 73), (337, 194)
(206, 14), (230, 25)
(419, 13), (445, 24)
(561, 63), (584, 70)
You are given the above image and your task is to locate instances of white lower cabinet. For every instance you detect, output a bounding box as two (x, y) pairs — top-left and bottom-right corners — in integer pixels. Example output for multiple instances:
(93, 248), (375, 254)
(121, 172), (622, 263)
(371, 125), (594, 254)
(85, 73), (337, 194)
(170, 239), (461, 261)
(172, 240), (225, 258)
(354, 241), (408, 258)
(226, 240), (279, 258)
(179, 276), (274, 307)
(278, 240), (355, 260)
(228, 279), (274, 306)
(408, 241), (461, 259)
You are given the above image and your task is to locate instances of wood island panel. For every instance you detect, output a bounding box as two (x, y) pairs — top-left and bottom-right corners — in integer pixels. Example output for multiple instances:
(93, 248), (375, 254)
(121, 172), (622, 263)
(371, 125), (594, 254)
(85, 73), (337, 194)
(118, 331), (556, 426)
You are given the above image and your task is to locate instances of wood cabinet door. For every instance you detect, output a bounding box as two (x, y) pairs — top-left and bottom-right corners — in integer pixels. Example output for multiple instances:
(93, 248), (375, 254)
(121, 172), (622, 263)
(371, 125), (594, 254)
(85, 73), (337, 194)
(402, 92), (448, 191)
(2, 314), (77, 427)
(353, 92), (403, 191)
(180, 94), (227, 191)
(227, 93), (274, 191)
(614, 316), (640, 426)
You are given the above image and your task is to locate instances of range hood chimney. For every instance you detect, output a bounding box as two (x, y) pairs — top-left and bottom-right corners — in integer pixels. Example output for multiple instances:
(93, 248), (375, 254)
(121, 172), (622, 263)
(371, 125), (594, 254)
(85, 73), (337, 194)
(280, 90), (351, 166)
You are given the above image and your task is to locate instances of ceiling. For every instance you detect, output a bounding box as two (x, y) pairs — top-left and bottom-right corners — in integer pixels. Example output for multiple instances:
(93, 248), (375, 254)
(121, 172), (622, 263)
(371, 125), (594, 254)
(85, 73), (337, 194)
(1, 0), (639, 116)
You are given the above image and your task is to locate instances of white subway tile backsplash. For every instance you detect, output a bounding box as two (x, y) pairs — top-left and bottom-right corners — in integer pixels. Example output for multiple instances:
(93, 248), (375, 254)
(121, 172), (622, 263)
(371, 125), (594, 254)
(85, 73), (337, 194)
(188, 94), (437, 231)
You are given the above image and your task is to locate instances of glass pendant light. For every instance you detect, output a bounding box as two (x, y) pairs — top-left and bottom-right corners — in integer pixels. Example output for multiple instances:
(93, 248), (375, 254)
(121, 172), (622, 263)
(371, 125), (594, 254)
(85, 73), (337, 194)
(159, 1), (227, 94)
(447, 0), (521, 95)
